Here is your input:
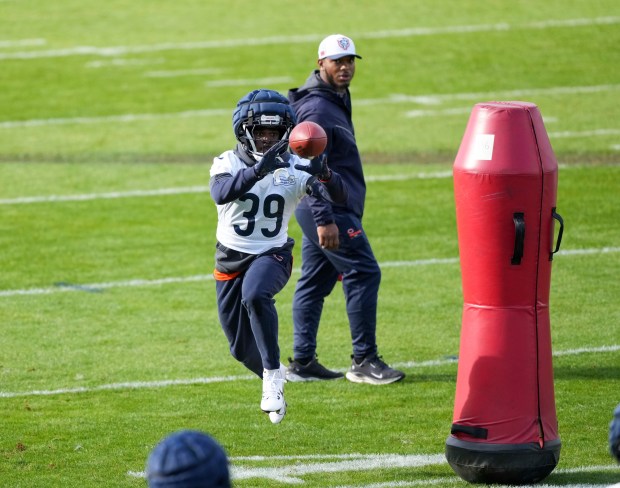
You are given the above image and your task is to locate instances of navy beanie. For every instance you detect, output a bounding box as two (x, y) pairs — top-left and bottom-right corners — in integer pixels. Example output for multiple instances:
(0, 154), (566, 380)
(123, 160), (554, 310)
(611, 403), (620, 463)
(146, 430), (231, 488)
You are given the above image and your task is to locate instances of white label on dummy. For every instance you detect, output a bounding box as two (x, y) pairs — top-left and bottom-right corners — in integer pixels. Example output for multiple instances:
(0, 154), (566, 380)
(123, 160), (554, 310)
(472, 134), (495, 160)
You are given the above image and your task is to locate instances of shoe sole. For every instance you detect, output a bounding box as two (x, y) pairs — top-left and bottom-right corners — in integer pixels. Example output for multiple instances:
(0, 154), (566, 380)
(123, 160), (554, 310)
(268, 403), (287, 424)
(286, 372), (344, 382)
(345, 371), (405, 385)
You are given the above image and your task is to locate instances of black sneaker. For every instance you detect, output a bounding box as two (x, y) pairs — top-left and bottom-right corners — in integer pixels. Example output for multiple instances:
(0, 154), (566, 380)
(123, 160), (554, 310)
(286, 356), (344, 382)
(345, 355), (405, 385)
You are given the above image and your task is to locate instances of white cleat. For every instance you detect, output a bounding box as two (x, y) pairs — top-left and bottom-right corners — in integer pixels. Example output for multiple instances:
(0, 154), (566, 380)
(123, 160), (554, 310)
(261, 367), (285, 413)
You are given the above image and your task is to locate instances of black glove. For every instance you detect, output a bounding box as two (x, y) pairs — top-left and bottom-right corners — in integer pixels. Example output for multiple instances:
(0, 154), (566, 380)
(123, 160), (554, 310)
(253, 139), (289, 179)
(294, 153), (332, 181)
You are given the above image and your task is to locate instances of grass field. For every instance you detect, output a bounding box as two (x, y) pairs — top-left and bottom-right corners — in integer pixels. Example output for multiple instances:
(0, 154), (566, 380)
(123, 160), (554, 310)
(1, 1), (619, 487)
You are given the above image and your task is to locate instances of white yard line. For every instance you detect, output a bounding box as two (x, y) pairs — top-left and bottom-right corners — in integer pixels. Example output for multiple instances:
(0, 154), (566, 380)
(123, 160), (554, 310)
(230, 454), (447, 484)
(0, 186), (211, 205)
(0, 375), (255, 398)
(1, 345), (617, 399)
(405, 107), (472, 118)
(336, 480), (616, 488)
(129, 454), (450, 484)
(204, 76), (292, 87)
(129, 456), (620, 485)
(143, 67), (222, 77)
(86, 57), (165, 69)
(362, 83), (620, 107)
(338, 480), (618, 488)
(0, 38), (46, 48)
(0, 108), (229, 129)
(1, 247), (618, 298)
(1, 17), (618, 60)
(548, 128), (620, 138)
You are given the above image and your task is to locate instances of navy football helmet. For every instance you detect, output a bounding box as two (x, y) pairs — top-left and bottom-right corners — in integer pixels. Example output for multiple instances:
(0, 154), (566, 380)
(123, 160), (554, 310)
(232, 89), (296, 162)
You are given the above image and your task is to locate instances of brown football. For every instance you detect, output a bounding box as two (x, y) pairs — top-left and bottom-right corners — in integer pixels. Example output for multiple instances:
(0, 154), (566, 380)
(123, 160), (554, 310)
(288, 121), (327, 158)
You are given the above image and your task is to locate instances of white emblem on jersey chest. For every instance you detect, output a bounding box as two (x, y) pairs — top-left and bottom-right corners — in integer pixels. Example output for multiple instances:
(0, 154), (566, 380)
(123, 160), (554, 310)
(273, 168), (296, 186)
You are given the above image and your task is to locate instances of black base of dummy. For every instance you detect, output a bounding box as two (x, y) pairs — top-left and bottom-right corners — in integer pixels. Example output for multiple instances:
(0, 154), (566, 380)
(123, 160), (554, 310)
(445, 436), (561, 485)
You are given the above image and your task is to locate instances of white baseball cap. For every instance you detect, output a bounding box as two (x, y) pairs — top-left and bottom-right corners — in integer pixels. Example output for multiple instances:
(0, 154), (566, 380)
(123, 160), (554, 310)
(318, 34), (362, 60)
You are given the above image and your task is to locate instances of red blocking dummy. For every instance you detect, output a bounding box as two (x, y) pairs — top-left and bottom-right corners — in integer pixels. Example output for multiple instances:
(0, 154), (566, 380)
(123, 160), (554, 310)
(445, 102), (563, 484)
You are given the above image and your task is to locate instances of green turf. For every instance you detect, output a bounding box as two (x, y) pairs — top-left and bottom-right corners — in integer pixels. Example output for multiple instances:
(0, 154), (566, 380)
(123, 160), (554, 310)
(1, 1), (619, 486)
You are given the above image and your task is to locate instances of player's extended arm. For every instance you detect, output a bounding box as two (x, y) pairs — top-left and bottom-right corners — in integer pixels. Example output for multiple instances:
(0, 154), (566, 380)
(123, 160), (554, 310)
(210, 141), (289, 204)
(298, 154), (348, 205)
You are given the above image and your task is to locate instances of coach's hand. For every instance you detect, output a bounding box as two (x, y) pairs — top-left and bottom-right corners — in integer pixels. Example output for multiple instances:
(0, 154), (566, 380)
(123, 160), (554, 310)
(317, 223), (339, 250)
(254, 140), (289, 179)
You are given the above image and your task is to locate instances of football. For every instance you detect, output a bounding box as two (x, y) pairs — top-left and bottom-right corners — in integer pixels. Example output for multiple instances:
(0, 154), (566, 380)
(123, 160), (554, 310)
(288, 121), (327, 159)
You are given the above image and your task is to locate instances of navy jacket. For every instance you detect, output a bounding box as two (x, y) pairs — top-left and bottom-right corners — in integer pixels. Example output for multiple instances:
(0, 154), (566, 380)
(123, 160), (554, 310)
(288, 71), (366, 223)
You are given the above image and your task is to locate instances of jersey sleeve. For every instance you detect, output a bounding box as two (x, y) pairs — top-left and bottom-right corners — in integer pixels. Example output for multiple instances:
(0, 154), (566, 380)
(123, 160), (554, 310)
(210, 151), (259, 204)
(211, 151), (234, 176)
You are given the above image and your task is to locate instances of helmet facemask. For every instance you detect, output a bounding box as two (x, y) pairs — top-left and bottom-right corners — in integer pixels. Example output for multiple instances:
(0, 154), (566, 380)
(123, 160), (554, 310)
(241, 114), (291, 162)
(232, 89), (296, 163)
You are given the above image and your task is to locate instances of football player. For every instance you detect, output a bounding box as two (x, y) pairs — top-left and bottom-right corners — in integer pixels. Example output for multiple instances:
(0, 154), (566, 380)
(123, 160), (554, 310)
(209, 89), (347, 424)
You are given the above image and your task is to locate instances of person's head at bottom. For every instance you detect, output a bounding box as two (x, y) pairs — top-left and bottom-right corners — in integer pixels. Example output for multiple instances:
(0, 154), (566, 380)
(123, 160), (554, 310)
(611, 403), (620, 463)
(146, 430), (231, 488)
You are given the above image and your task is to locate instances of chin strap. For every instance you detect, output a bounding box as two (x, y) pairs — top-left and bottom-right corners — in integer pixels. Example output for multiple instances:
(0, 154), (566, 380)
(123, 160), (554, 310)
(248, 150), (264, 163)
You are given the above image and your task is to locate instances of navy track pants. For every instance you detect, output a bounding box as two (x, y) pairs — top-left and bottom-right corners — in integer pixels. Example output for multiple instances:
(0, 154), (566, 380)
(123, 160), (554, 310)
(292, 207), (381, 360)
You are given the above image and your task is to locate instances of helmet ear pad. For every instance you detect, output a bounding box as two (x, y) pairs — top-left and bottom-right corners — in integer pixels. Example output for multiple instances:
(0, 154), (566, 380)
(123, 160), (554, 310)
(232, 89), (297, 159)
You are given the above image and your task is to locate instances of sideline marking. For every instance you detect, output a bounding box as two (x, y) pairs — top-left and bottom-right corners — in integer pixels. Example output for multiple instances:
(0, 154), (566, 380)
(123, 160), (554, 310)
(0, 247), (619, 298)
(1, 17), (618, 60)
(1, 345), (617, 399)
(1, 83), (618, 129)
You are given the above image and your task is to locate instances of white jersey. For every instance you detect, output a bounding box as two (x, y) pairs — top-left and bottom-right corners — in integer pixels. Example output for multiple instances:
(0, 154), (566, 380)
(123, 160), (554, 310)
(210, 150), (312, 254)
